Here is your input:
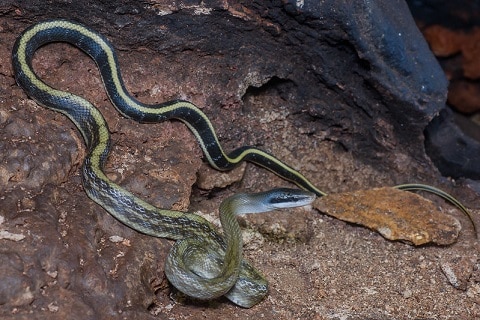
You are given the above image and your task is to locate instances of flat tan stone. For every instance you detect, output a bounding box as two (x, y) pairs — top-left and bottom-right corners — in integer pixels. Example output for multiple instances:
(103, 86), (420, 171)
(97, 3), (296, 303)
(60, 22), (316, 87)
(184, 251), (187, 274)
(314, 187), (462, 245)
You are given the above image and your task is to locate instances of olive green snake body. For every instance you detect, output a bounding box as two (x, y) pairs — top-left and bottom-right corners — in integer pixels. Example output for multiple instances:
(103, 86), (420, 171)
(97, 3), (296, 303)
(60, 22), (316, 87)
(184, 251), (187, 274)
(12, 19), (476, 308)
(12, 19), (317, 308)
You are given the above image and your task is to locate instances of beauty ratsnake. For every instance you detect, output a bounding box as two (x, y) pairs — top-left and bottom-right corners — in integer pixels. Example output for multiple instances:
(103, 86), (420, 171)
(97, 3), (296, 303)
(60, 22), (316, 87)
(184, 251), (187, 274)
(11, 19), (475, 308)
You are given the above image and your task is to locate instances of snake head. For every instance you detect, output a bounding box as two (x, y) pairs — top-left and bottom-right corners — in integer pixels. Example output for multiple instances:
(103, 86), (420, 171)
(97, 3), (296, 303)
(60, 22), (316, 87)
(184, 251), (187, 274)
(226, 188), (316, 215)
(263, 188), (316, 209)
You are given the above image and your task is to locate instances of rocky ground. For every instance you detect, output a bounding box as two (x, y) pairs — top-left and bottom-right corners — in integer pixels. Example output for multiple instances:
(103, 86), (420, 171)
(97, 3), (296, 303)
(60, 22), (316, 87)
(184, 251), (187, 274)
(1, 1), (479, 319)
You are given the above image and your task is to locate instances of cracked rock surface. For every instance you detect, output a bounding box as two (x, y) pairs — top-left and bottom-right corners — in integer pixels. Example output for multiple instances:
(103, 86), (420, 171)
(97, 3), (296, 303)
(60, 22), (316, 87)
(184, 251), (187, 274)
(1, 1), (479, 319)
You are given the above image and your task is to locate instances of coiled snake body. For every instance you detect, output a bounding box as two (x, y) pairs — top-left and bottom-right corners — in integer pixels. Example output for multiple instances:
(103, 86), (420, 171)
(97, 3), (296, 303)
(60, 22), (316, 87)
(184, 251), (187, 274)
(12, 19), (319, 307)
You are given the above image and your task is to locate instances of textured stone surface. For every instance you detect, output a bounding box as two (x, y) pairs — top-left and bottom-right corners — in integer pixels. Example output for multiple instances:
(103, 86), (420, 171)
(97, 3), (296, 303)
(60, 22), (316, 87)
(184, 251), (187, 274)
(314, 187), (463, 245)
(440, 256), (476, 291)
(425, 108), (480, 180)
(1, 0), (479, 319)
(408, 0), (480, 180)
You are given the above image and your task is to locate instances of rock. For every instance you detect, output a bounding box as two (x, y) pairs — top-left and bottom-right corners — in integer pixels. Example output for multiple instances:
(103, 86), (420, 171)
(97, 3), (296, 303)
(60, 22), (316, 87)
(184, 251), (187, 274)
(314, 187), (462, 245)
(440, 256), (476, 291)
(1, 0), (477, 318)
(425, 108), (480, 180)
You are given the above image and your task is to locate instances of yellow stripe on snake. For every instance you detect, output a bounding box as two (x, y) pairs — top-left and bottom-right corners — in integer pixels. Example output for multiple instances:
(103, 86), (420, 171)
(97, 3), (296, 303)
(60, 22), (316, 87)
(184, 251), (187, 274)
(12, 19), (319, 308)
(12, 19), (476, 307)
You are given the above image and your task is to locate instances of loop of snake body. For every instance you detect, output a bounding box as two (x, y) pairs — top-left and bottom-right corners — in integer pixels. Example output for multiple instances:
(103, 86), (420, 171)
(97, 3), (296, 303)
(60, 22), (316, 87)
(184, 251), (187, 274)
(12, 19), (318, 307)
(12, 19), (476, 307)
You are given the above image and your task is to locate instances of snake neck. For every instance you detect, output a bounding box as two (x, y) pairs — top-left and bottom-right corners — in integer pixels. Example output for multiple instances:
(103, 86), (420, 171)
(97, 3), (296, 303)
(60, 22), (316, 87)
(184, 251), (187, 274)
(218, 197), (244, 277)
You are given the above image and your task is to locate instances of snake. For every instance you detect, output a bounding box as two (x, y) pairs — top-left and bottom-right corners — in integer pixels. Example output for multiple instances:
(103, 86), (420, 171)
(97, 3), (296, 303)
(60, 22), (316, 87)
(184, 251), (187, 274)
(12, 19), (476, 307)
(11, 19), (320, 308)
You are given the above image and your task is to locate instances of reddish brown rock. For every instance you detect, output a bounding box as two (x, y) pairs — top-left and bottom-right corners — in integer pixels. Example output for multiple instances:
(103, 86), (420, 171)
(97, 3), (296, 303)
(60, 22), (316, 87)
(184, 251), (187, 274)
(1, 0), (478, 319)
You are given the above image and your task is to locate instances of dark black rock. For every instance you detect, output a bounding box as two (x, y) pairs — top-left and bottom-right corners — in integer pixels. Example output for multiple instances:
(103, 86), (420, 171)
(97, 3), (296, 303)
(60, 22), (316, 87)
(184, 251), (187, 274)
(425, 108), (480, 179)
